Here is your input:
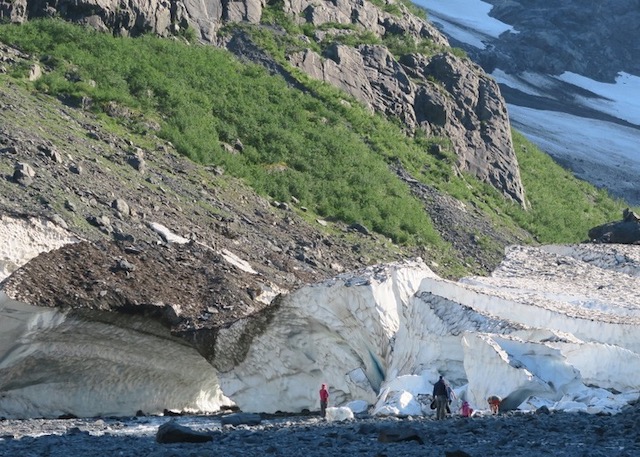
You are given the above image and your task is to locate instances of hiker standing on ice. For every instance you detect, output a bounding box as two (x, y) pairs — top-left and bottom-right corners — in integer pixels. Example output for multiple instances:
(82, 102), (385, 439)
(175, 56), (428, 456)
(432, 375), (450, 420)
(319, 383), (329, 418)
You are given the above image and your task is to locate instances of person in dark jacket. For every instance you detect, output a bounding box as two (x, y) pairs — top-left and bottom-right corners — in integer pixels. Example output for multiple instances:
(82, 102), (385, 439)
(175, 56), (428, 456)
(432, 375), (449, 420)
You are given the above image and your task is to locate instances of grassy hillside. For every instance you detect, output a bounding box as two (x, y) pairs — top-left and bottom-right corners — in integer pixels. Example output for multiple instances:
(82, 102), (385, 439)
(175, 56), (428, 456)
(0, 19), (630, 269)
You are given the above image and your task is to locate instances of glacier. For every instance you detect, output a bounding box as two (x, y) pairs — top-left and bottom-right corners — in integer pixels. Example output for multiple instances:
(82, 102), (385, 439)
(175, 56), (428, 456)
(1, 214), (640, 419)
(0, 293), (232, 418)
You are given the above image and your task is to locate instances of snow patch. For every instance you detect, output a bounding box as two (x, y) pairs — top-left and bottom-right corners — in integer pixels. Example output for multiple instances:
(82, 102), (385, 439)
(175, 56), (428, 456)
(415, 0), (514, 49)
(148, 222), (190, 244)
(0, 214), (80, 282)
(221, 249), (258, 274)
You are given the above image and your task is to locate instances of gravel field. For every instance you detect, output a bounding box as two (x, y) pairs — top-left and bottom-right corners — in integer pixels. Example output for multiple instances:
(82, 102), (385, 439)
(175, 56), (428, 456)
(2, 405), (639, 457)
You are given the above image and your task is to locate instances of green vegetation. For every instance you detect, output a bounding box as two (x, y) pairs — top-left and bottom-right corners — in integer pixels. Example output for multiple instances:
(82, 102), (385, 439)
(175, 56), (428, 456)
(0, 19), (446, 249)
(0, 19), (632, 276)
(331, 30), (381, 47)
(397, 0), (428, 20)
(368, 0), (421, 18)
(382, 33), (439, 58)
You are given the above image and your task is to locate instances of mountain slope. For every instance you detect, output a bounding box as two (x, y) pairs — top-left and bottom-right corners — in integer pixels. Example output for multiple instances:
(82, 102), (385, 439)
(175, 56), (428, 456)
(2, 0), (528, 206)
(0, 58), (404, 284)
(0, 16), (627, 279)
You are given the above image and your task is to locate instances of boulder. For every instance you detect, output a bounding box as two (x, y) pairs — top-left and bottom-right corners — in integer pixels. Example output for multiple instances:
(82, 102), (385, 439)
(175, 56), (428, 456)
(377, 426), (425, 444)
(156, 420), (213, 443)
(220, 413), (262, 426)
(12, 162), (35, 186)
(588, 209), (640, 244)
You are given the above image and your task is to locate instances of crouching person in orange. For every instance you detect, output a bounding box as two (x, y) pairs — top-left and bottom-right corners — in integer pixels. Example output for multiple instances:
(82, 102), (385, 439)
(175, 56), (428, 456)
(487, 395), (501, 414)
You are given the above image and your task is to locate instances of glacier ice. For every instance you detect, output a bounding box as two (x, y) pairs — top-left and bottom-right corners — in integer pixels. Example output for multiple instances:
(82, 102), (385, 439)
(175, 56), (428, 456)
(325, 406), (354, 422)
(1, 213), (640, 419)
(212, 245), (640, 417)
(0, 293), (232, 418)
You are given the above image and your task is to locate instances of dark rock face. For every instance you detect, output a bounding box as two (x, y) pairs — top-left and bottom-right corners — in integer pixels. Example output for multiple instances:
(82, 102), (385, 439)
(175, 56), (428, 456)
(588, 221), (640, 244)
(471, 0), (640, 83)
(410, 53), (523, 204)
(588, 209), (640, 244)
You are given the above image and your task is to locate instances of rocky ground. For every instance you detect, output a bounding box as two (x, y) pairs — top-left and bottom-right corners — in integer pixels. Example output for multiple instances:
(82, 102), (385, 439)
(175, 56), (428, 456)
(1, 404), (640, 457)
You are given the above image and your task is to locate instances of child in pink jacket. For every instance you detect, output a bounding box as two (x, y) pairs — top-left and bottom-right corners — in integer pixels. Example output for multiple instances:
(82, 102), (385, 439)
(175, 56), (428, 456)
(460, 401), (473, 417)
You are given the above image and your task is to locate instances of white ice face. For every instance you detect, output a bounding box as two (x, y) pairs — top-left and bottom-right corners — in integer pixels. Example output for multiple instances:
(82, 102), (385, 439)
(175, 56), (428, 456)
(215, 245), (640, 416)
(2, 212), (640, 419)
(0, 293), (232, 419)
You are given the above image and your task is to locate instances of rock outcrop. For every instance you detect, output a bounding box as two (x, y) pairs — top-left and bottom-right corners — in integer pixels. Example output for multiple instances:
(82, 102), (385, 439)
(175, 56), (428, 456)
(0, 0), (526, 205)
(588, 209), (640, 244)
(287, 47), (523, 203)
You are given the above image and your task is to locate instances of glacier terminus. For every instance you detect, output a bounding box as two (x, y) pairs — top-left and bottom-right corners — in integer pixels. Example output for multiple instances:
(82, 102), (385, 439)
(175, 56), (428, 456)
(1, 214), (639, 420)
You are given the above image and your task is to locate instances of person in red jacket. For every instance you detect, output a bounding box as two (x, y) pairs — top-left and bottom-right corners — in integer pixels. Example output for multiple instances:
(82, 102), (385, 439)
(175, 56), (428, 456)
(319, 384), (329, 417)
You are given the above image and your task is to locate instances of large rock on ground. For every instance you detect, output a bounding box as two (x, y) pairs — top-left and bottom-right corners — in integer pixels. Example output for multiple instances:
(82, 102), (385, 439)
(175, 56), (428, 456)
(156, 420), (213, 443)
(588, 209), (640, 244)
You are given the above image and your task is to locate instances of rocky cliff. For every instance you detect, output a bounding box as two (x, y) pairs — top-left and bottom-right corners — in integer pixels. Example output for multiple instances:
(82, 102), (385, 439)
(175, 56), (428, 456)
(474, 0), (640, 83)
(0, 0), (526, 206)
